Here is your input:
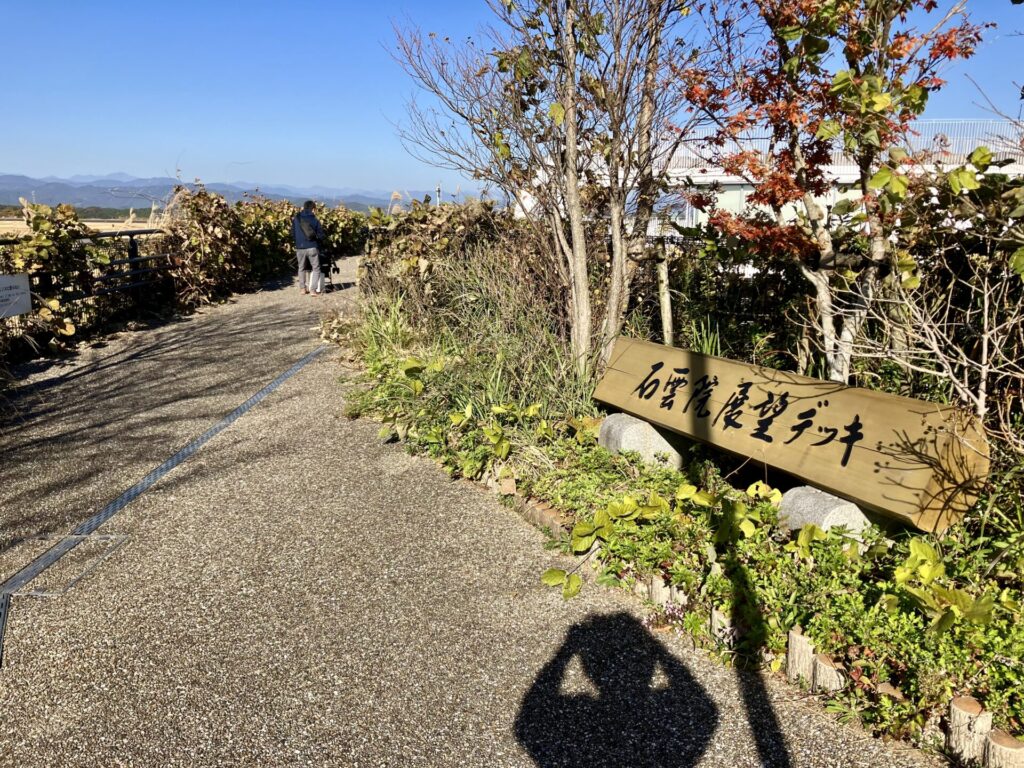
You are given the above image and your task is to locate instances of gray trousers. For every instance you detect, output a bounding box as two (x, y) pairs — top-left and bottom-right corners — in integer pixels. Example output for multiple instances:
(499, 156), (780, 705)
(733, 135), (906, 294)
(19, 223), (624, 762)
(296, 247), (321, 292)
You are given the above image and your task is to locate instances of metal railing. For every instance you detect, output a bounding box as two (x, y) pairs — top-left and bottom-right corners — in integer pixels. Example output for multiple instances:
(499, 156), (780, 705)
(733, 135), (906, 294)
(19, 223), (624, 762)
(88, 229), (170, 297)
(0, 228), (172, 303)
(664, 119), (1024, 173)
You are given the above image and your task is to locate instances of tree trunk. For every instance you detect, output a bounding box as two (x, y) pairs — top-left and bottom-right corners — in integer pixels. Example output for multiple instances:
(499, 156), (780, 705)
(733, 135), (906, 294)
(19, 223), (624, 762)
(657, 248), (673, 346)
(600, 174), (630, 368)
(799, 264), (842, 382)
(559, 4), (592, 376)
(625, 1), (664, 254)
(792, 139), (847, 383)
(797, 322), (812, 376)
(883, 280), (912, 376)
(597, 0), (667, 370)
(831, 225), (882, 384)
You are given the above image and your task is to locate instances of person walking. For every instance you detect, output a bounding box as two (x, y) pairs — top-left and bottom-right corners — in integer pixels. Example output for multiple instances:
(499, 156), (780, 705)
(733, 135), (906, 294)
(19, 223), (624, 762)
(293, 200), (325, 296)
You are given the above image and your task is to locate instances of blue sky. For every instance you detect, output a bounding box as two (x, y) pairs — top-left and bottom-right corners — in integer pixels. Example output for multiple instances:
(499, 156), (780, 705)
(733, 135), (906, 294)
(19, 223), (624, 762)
(1, 0), (1020, 193)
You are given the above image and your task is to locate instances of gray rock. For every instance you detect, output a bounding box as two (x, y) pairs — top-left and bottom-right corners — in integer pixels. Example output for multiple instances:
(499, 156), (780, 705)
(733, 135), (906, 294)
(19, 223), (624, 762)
(599, 413), (684, 470)
(650, 577), (671, 606)
(633, 577), (650, 600)
(779, 486), (870, 534)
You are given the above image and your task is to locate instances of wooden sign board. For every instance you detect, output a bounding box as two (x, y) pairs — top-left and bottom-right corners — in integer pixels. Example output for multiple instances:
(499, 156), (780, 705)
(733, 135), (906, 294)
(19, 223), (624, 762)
(594, 337), (989, 533)
(0, 274), (31, 319)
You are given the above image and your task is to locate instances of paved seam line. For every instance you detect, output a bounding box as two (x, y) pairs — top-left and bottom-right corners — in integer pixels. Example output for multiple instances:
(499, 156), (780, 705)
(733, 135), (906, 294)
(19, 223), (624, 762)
(0, 344), (328, 666)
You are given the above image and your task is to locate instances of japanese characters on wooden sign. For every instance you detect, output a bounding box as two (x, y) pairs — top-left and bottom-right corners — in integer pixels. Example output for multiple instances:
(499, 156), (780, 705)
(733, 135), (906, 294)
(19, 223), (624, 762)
(593, 337), (989, 533)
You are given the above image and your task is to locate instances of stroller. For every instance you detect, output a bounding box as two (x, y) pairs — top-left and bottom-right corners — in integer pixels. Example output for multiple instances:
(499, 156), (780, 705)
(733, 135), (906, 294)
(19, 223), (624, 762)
(315, 249), (342, 294)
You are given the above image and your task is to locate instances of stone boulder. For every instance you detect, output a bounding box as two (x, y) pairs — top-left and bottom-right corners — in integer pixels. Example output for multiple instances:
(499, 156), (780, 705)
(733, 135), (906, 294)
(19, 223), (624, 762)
(779, 486), (870, 535)
(599, 413), (684, 470)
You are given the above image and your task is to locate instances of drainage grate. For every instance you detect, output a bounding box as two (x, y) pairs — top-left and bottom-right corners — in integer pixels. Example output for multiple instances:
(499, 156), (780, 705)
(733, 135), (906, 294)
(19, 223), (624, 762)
(0, 344), (327, 666)
(13, 535), (130, 598)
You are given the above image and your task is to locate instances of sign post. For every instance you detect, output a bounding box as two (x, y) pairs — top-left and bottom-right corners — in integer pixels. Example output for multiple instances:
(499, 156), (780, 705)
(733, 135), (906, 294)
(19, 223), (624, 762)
(594, 337), (989, 532)
(0, 274), (31, 319)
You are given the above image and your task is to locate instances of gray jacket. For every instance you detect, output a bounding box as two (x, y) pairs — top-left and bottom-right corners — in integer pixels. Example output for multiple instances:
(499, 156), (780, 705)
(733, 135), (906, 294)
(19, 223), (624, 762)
(293, 210), (325, 250)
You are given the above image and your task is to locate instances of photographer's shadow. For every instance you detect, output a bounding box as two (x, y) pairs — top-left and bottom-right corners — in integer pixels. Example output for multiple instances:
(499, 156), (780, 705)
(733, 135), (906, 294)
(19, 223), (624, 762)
(515, 613), (718, 768)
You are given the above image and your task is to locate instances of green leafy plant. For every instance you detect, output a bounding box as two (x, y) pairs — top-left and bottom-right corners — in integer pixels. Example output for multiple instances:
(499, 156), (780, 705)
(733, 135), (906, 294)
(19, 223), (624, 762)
(333, 184), (1024, 742)
(894, 538), (994, 633)
(541, 567), (583, 599)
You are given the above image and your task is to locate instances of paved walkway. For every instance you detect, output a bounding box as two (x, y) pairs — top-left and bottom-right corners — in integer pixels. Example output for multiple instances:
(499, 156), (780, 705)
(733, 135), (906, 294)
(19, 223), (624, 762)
(0, 261), (938, 767)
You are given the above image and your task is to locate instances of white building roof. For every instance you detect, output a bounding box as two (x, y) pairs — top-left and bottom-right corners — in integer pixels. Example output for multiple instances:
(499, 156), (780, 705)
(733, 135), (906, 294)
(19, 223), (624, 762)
(663, 119), (1024, 186)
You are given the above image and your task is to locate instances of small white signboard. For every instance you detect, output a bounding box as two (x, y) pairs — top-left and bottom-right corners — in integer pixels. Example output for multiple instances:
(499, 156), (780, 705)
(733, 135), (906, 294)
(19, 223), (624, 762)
(0, 274), (32, 319)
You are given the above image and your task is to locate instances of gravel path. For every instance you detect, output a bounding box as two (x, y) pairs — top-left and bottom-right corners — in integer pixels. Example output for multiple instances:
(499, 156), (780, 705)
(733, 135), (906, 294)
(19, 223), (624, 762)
(0, 262), (942, 767)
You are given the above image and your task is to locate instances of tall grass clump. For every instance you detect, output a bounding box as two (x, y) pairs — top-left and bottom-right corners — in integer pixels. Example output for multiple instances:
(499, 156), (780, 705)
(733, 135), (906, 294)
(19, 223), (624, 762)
(333, 201), (602, 485)
(349, 201), (595, 420)
(349, 239), (595, 423)
(426, 242), (595, 414)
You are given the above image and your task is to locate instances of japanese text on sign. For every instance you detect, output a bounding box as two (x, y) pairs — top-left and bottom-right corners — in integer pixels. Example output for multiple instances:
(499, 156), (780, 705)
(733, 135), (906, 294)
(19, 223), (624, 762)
(632, 362), (864, 467)
(0, 274), (31, 319)
(594, 337), (989, 533)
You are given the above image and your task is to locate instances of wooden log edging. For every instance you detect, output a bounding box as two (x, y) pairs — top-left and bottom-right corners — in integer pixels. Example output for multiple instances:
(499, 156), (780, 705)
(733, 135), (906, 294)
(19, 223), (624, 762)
(986, 730), (1024, 768)
(486, 476), (1024, 763)
(786, 627), (814, 687)
(518, 496), (569, 536)
(650, 576), (671, 607)
(709, 607), (734, 647)
(669, 583), (683, 606)
(481, 474), (570, 536)
(950, 696), (992, 764)
(944, 696), (1024, 768)
(632, 574), (650, 600)
(811, 653), (845, 694)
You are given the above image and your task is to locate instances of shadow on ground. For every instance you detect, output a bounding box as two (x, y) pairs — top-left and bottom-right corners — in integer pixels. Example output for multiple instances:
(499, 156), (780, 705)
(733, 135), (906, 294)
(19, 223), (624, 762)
(725, 548), (793, 768)
(515, 612), (718, 768)
(0, 279), (324, 559)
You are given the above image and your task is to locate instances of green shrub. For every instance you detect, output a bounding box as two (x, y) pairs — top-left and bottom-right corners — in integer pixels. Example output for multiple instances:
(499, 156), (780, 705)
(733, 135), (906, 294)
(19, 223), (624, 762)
(319, 204), (368, 256)
(233, 195), (296, 283)
(2, 188), (368, 382)
(336, 237), (1024, 742)
(328, 187), (1024, 745)
(0, 201), (143, 367)
(161, 184), (247, 306)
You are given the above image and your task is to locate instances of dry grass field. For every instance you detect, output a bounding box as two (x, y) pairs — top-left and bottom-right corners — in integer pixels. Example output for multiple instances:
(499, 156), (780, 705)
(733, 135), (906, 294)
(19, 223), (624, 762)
(0, 219), (158, 236)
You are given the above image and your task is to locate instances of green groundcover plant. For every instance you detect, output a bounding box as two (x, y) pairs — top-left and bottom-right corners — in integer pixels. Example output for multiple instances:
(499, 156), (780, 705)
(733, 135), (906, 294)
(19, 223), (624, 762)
(336, 303), (1023, 742)
(329, 200), (1024, 747)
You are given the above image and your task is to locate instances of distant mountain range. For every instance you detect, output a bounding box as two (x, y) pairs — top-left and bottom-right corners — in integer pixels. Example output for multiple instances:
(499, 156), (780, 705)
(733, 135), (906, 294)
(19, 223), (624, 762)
(0, 173), (462, 213)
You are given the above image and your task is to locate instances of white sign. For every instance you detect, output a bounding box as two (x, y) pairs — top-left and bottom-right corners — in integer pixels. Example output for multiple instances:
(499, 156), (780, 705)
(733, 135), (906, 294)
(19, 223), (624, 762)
(0, 274), (31, 319)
